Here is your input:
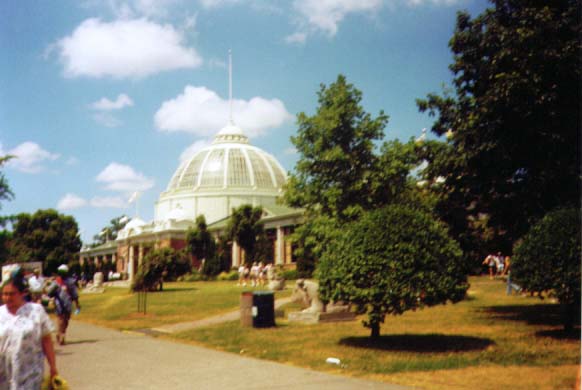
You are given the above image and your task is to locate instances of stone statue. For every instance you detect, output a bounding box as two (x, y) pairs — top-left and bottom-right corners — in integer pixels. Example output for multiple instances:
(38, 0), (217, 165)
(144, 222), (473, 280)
(288, 279), (355, 324)
(292, 279), (324, 313)
(267, 264), (285, 291)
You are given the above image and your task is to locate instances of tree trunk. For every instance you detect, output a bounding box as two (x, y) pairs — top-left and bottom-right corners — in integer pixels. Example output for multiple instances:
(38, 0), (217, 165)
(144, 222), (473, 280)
(561, 302), (577, 333)
(370, 322), (380, 339)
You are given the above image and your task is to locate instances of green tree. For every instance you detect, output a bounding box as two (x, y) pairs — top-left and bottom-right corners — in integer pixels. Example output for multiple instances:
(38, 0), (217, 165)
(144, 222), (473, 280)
(0, 156), (14, 208)
(215, 234), (232, 272)
(0, 156), (15, 266)
(226, 205), (264, 265)
(284, 75), (391, 268)
(187, 215), (216, 264)
(285, 74), (388, 223)
(417, 0), (580, 251)
(10, 209), (81, 275)
(132, 247), (191, 291)
(0, 230), (13, 266)
(512, 207), (581, 331)
(318, 205), (468, 338)
(92, 215), (129, 247)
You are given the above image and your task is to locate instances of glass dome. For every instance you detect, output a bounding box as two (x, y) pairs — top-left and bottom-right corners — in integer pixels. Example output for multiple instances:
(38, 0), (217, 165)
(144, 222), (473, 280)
(155, 122), (287, 225)
(166, 123), (286, 192)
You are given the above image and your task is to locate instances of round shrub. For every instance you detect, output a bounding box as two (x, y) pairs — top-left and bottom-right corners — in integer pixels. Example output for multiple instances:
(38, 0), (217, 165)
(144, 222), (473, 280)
(318, 204), (468, 338)
(512, 207), (581, 330)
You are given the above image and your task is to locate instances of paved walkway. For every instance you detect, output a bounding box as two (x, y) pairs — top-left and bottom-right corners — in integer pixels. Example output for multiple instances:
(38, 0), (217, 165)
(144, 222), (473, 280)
(152, 296), (295, 334)
(55, 320), (409, 390)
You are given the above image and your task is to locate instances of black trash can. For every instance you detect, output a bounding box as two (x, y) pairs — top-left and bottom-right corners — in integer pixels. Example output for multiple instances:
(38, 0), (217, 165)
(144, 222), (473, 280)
(252, 291), (275, 328)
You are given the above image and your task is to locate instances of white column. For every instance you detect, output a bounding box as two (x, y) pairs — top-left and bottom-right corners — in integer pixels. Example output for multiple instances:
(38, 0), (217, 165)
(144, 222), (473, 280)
(276, 226), (284, 265)
(128, 245), (134, 283)
(232, 241), (240, 268)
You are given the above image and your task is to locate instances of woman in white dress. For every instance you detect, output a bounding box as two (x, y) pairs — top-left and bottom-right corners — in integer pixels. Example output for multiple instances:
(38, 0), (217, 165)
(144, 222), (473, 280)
(0, 267), (58, 389)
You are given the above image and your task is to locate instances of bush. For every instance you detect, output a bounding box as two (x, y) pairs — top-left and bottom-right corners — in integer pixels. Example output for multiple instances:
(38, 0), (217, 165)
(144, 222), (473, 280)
(280, 269), (299, 280)
(318, 204), (468, 338)
(217, 270), (239, 281)
(201, 255), (223, 277)
(512, 207), (581, 331)
(132, 248), (191, 291)
(177, 271), (203, 282)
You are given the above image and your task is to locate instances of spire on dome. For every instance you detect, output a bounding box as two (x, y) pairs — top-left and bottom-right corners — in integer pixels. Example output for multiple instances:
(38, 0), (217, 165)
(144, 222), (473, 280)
(212, 50), (249, 144)
(229, 49), (233, 124)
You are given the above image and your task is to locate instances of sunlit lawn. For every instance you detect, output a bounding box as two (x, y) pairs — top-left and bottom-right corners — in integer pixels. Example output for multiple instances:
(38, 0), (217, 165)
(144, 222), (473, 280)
(167, 277), (580, 390)
(77, 281), (289, 330)
(74, 277), (580, 389)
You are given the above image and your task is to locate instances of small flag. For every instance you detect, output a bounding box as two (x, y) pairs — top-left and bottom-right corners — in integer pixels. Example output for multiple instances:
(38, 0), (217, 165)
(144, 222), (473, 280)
(128, 191), (141, 204)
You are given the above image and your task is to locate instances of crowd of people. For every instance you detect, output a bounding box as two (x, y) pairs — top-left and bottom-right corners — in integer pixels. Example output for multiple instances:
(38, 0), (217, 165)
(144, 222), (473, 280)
(482, 252), (508, 279)
(0, 264), (81, 389)
(482, 252), (521, 295)
(237, 262), (272, 287)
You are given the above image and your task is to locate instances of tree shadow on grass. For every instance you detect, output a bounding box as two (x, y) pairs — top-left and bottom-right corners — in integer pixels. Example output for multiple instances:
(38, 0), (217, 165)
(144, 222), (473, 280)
(485, 303), (581, 326)
(536, 328), (581, 340)
(339, 334), (494, 353)
(484, 304), (564, 326)
(484, 304), (581, 340)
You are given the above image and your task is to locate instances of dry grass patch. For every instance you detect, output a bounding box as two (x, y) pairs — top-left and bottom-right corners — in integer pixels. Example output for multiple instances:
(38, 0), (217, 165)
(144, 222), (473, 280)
(172, 277), (580, 388)
(376, 364), (580, 390)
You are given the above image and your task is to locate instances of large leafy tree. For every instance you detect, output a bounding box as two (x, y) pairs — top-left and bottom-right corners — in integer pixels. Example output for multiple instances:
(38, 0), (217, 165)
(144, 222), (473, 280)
(187, 215), (216, 263)
(318, 205), (468, 338)
(0, 156), (15, 266)
(226, 205), (264, 265)
(10, 209), (82, 275)
(285, 74), (388, 223)
(284, 75), (390, 268)
(417, 0), (580, 251)
(512, 207), (580, 331)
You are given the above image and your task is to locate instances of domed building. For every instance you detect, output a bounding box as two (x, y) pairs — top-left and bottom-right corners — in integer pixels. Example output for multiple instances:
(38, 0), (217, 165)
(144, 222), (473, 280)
(155, 121), (287, 226)
(81, 122), (302, 282)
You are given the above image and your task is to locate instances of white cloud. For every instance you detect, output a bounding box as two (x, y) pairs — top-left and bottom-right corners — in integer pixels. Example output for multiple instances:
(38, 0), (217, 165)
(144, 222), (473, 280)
(90, 94), (134, 111)
(284, 146), (297, 155)
(180, 140), (211, 163)
(66, 156), (80, 166)
(154, 85), (292, 137)
(57, 193), (88, 210)
(90, 196), (128, 208)
(285, 32), (307, 44)
(96, 162), (155, 192)
(3, 142), (60, 174)
(93, 113), (122, 128)
(199, 0), (242, 8)
(55, 18), (202, 79)
(290, 0), (383, 39)
(124, 0), (180, 18)
(82, 0), (178, 19)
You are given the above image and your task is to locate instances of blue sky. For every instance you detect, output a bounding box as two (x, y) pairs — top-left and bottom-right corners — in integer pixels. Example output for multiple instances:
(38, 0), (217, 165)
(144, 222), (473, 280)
(0, 0), (488, 243)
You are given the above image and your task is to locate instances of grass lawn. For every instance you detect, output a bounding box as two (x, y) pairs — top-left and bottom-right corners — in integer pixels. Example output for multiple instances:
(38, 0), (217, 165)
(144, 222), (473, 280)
(75, 277), (580, 389)
(77, 281), (288, 330)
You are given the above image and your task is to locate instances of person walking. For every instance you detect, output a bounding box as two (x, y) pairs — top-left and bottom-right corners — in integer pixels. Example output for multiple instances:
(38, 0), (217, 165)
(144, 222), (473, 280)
(482, 254), (497, 279)
(503, 256), (521, 295)
(28, 268), (45, 304)
(48, 265), (81, 345)
(0, 267), (59, 389)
